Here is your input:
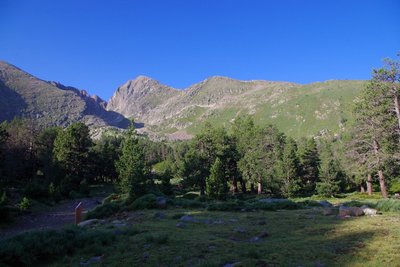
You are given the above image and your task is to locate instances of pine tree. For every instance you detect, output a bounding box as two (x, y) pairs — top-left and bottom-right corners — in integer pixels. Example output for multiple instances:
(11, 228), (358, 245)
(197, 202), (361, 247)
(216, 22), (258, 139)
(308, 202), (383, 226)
(116, 123), (149, 200)
(53, 122), (93, 194)
(316, 143), (343, 197)
(276, 138), (301, 197)
(206, 157), (228, 200)
(298, 138), (320, 195)
(350, 79), (399, 198)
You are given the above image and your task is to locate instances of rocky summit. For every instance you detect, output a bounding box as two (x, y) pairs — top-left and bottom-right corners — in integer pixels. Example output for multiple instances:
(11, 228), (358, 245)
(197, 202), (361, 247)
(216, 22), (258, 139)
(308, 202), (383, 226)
(0, 60), (365, 139)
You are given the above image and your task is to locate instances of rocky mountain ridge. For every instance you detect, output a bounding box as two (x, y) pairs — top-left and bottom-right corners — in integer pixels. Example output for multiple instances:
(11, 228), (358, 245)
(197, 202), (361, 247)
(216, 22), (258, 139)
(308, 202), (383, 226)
(0, 60), (365, 139)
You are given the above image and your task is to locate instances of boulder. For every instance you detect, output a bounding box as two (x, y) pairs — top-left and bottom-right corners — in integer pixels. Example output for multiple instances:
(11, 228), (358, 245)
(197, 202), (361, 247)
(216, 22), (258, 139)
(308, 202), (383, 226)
(339, 206), (364, 217)
(338, 206), (352, 217)
(360, 205), (378, 215)
(318, 200), (333, 208)
(322, 207), (337, 216)
(349, 206), (364, 216)
(155, 197), (167, 209)
(78, 219), (99, 227)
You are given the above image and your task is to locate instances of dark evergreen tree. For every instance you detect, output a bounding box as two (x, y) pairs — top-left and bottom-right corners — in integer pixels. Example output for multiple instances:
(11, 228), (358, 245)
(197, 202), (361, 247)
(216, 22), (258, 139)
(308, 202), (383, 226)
(116, 123), (149, 200)
(206, 157), (228, 200)
(316, 143), (344, 197)
(53, 122), (93, 195)
(298, 138), (319, 195)
(276, 138), (301, 197)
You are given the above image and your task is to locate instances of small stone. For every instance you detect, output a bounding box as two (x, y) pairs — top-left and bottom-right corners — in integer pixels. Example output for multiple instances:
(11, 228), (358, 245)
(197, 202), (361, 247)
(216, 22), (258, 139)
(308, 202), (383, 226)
(250, 236), (260, 242)
(223, 262), (241, 267)
(154, 212), (166, 219)
(143, 252), (149, 259)
(180, 215), (198, 223)
(176, 222), (186, 228)
(258, 231), (269, 238)
(80, 255), (103, 265)
(234, 227), (246, 233)
(258, 220), (267, 225)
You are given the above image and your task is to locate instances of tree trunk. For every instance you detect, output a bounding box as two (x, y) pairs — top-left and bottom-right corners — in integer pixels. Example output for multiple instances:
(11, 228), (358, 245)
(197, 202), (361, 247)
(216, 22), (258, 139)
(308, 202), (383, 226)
(373, 139), (388, 198)
(393, 92), (400, 137)
(257, 177), (262, 194)
(232, 177), (238, 193)
(240, 178), (246, 193)
(200, 179), (205, 196)
(250, 183), (255, 194)
(377, 170), (388, 198)
(360, 184), (365, 193)
(367, 173), (373, 196)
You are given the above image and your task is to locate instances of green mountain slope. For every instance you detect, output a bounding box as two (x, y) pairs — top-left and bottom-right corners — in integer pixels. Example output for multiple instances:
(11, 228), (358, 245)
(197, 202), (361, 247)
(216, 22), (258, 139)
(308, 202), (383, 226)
(108, 76), (364, 139)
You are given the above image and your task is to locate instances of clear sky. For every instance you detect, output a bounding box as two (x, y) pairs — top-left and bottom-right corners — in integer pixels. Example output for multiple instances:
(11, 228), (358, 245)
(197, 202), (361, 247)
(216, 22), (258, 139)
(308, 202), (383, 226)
(0, 0), (399, 100)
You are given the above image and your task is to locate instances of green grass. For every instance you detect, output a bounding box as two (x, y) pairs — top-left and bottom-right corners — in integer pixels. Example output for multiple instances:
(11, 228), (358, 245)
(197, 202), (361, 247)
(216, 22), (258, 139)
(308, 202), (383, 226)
(3, 195), (399, 267)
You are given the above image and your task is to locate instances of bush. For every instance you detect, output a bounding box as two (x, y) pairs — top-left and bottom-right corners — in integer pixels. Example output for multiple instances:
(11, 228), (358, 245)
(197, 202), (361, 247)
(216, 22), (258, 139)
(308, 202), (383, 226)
(375, 199), (400, 212)
(389, 181), (400, 194)
(130, 194), (157, 210)
(85, 201), (123, 220)
(18, 197), (31, 211)
(0, 227), (115, 266)
(24, 181), (49, 199)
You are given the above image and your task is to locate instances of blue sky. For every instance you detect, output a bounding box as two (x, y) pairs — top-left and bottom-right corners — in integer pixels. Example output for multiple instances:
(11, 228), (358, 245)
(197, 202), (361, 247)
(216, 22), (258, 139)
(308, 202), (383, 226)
(0, 0), (399, 100)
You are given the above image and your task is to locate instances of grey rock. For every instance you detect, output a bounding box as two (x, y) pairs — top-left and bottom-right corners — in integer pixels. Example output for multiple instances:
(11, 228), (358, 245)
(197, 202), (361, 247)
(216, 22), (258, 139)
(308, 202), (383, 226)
(154, 212), (166, 219)
(80, 255), (103, 265)
(318, 200), (333, 208)
(176, 222), (186, 228)
(78, 219), (99, 227)
(234, 227), (246, 233)
(155, 197), (167, 209)
(360, 205), (378, 215)
(339, 206), (364, 217)
(223, 262), (241, 267)
(180, 215), (198, 223)
(322, 207), (337, 216)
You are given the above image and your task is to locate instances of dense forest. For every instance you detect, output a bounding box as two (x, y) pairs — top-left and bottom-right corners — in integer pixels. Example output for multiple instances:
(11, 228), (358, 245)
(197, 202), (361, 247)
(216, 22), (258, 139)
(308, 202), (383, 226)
(1, 57), (400, 219)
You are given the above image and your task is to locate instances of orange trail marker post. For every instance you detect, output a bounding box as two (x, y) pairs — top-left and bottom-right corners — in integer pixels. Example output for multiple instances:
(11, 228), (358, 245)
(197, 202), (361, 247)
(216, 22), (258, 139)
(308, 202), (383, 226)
(75, 202), (83, 225)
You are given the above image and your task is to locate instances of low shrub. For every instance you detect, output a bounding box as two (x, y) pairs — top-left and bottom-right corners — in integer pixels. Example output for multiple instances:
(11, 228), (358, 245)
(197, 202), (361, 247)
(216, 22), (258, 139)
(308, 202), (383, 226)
(0, 227), (115, 266)
(85, 201), (123, 220)
(389, 181), (400, 194)
(375, 199), (400, 212)
(130, 194), (158, 210)
(24, 181), (49, 199)
(18, 197), (31, 211)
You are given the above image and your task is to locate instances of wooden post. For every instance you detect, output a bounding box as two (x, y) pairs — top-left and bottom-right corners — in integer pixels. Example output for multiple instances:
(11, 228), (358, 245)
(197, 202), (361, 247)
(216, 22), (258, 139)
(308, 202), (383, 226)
(75, 202), (83, 225)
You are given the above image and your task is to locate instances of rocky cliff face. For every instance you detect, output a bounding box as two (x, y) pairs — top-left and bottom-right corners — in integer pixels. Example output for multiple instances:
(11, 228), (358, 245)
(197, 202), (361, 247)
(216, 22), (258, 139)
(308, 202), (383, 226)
(107, 75), (181, 121)
(0, 61), (129, 129)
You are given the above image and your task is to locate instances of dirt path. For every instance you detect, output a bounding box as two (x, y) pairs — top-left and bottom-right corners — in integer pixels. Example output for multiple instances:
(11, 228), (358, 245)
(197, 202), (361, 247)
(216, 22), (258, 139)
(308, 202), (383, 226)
(1, 196), (103, 240)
